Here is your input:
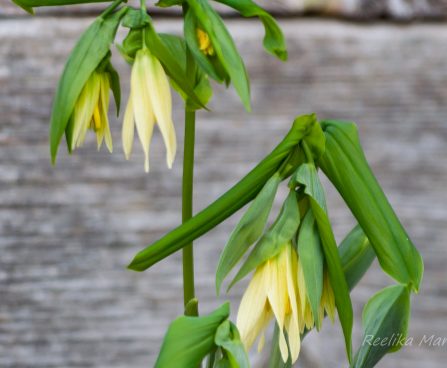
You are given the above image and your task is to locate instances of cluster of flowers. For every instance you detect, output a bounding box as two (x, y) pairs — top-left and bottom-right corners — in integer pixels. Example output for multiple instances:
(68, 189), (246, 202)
(237, 241), (335, 363)
(73, 45), (177, 173)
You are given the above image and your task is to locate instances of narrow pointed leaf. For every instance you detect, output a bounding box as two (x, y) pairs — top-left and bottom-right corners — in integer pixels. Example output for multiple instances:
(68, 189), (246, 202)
(268, 324), (292, 368)
(159, 33), (213, 110)
(216, 173), (280, 294)
(229, 189), (300, 289)
(156, 0), (182, 6)
(144, 25), (206, 110)
(294, 163), (353, 361)
(186, 0), (251, 110)
(128, 115), (318, 272)
(351, 285), (411, 368)
(184, 9), (226, 83)
(318, 120), (423, 292)
(155, 303), (230, 368)
(215, 321), (250, 368)
(339, 225), (375, 289)
(105, 61), (121, 116)
(50, 8), (127, 162)
(213, 0), (287, 60)
(12, 0), (112, 13)
(297, 209), (324, 329)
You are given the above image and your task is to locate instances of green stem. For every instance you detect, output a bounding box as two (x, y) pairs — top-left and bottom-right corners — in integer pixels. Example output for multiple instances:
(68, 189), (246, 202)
(182, 3), (198, 316)
(182, 109), (198, 316)
(100, 0), (125, 18)
(128, 118), (313, 272)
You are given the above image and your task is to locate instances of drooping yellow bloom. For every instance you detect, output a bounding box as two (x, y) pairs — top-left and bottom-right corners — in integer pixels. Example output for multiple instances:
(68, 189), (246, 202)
(237, 243), (337, 363)
(196, 28), (215, 56)
(237, 243), (301, 364)
(71, 71), (113, 152)
(122, 48), (177, 172)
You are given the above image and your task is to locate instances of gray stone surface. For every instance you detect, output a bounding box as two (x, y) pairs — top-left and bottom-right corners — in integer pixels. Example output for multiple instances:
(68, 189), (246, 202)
(0, 16), (447, 367)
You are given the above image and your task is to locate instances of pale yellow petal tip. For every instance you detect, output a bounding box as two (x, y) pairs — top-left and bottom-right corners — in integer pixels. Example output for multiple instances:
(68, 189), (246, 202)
(166, 155), (175, 169)
(144, 158), (150, 173)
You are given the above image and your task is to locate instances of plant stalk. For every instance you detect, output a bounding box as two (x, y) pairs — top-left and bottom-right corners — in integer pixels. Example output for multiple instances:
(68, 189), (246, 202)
(182, 7), (198, 316)
(182, 109), (198, 316)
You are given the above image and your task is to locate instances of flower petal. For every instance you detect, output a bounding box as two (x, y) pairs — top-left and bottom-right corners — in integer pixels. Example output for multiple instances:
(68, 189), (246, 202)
(267, 250), (288, 362)
(99, 73), (112, 153)
(146, 53), (177, 169)
(236, 264), (270, 350)
(72, 73), (100, 148)
(132, 50), (155, 172)
(285, 245), (301, 363)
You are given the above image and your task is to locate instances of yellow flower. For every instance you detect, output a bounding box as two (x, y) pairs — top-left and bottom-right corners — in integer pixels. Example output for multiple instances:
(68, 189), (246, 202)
(122, 48), (176, 172)
(236, 243), (301, 364)
(71, 71), (113, 152)
(236, 243), (337, 364)
(196, 28), (215, 56)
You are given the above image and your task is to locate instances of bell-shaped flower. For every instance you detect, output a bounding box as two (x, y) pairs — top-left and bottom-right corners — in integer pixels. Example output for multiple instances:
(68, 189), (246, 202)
(236, 242), (301, 364)
(71, 71), (113, 152)
(122, 48), (176, 172)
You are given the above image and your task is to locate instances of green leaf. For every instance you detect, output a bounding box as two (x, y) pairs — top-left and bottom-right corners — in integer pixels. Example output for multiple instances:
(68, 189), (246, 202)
(267, 323), (292, 368)
(294, 163), (353, 361)
(184, 9), (227, 83)
(49, 8), (127, 163)
(186, 0), (251, 111)
(118, 28), (143, 63)
(297, 209), (324, 329)
(229, 189), (300, 289)
(121, 7), (150, 29)
(339, 225), (376, 290)
(155, 303), (230, 368)
(128, 115), (317, 272)
(215, 321), (250, 368)
(105, 61), (121, 116)
(144, 25), (207, 110)
(351, 285), (411, 368)
(213, 0), (287, 60)
(159, 33), (213, 110)
(215, 173), (281, 294)
(318, 120), (424, 292)
(302, 116), (326, 160)
(12, 0), (112, 13)
(156, 0), (183, 7)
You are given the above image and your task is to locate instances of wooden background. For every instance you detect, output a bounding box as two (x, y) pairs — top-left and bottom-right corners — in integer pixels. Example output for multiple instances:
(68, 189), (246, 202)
(1, 1), (447, 367)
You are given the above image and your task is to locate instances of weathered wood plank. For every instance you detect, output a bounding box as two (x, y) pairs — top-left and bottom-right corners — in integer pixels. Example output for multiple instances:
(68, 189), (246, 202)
(2, 0), (447, 19)
(0, 18), (446, 367)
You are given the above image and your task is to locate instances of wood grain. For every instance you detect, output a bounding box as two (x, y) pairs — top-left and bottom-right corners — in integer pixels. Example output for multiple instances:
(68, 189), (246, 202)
(0, 17), (446, 367)
(2, 0), (447, 19)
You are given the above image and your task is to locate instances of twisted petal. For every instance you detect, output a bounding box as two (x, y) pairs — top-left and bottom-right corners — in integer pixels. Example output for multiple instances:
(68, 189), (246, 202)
(131, 50), (155, 172)
(267, 249), (288, 362)
(285, 245), (301, 363)
(72, 72), (100, 148)
(98, 73), (112, 153)
(146, 53), (177, 169)
(237, 264), (270, 350)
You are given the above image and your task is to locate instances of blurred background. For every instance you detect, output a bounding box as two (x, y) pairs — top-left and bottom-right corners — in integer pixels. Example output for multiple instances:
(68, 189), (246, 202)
(1, 0), (447, 367)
